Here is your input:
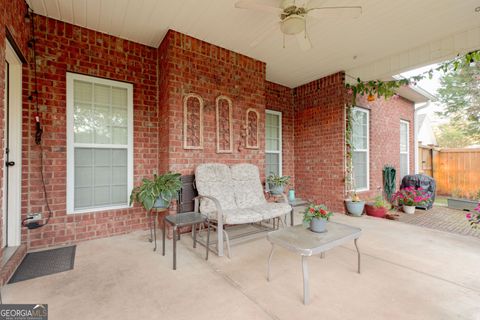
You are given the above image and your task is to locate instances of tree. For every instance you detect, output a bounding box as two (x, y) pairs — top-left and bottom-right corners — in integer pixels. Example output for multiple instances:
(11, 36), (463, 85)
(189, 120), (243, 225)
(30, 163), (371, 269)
(435, 122), (474, 148)
(437, 62), (480, 141)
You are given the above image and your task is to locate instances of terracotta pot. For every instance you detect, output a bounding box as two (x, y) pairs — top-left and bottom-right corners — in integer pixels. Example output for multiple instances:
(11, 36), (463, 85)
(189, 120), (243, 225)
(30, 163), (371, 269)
(365, 204), (388, 218)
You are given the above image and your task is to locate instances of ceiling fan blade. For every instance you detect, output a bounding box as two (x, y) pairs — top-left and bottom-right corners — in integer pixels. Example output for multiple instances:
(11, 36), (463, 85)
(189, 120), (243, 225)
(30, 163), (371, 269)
(307, 6), (362, 19)
(295, 31), (312, 51)
(235, 0), (283, 14)
(249, 21), (280, 47)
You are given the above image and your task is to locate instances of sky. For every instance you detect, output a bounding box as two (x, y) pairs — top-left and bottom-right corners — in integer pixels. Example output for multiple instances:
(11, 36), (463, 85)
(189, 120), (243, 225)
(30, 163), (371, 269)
(400, 63), (448, 126)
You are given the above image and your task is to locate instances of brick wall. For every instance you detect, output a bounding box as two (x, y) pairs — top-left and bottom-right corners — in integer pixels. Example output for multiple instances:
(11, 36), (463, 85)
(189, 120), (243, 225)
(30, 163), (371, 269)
(355, 95), (416, 199)
(293, 72), (347, 212)
(21, 15), (158, 249)
(0, 1), (417, 253)
(265, 81), (295, 187)
(159, 30), (267, 178)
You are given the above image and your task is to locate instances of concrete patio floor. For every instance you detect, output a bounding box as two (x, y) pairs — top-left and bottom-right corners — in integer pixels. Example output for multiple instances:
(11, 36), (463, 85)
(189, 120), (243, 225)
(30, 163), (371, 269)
(3, 213), (479, 320)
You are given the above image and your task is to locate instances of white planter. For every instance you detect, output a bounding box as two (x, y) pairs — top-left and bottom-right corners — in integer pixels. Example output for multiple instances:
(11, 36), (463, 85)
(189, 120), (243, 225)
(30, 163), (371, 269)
(403, 205), (416, 214)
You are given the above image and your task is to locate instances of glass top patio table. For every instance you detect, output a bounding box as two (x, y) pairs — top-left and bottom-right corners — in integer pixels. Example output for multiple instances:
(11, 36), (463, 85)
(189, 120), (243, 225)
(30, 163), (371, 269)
(267, 222), (362, 256)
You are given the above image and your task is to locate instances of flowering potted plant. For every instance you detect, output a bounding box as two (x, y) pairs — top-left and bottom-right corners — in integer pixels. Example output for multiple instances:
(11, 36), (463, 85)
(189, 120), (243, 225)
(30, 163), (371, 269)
(466, 204), (480, 229)
(392, 186), (430, 214)
(303, 204), (333, 233)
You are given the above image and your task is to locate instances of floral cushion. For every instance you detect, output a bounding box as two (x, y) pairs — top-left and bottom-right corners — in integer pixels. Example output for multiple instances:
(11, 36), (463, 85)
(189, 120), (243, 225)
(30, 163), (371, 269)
(230, 163), (267, 208)
(249, 203), (292, 220)
(195, 163), (237, 213)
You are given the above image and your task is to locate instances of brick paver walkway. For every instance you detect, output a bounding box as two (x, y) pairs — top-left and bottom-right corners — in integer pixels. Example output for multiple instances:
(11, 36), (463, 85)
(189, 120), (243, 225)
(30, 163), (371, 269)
(397, 205), (480, 238)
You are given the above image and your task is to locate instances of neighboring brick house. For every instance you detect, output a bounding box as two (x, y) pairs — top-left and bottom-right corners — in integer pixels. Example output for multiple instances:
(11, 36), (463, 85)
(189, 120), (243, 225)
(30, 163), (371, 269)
(0, 0), (426, 282)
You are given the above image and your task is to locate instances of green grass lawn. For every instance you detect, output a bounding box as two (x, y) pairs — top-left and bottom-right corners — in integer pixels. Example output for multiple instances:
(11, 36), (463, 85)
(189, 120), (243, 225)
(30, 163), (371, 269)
(434, 196), (449, 206)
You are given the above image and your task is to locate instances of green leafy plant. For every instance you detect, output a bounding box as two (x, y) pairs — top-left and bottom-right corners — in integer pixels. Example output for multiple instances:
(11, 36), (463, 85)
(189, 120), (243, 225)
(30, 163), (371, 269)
(372, 196), (390, 209)
(130, 172), (182, 211)
(266, 173), (291, 187)
(303, 203), (333, 224)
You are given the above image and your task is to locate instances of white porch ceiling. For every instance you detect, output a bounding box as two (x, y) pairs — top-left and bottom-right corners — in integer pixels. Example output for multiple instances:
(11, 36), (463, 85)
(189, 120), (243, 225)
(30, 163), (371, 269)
(26, 0), (480, 88)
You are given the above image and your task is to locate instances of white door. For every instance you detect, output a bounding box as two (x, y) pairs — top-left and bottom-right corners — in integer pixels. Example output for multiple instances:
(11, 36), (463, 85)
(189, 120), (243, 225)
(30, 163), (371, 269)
(3, 40), (22, 247)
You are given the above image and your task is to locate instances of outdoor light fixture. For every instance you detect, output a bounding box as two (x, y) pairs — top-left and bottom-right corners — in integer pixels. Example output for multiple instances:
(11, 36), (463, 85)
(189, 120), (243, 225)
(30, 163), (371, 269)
(280, 15), (305, 35)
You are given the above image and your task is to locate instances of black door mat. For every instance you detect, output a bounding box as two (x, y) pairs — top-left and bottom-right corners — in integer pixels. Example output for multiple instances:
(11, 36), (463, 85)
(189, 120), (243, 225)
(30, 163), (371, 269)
(8, 246), (76, 284)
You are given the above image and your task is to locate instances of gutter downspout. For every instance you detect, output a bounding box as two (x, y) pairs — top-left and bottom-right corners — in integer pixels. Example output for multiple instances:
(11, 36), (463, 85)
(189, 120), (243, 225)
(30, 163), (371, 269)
(414, 101), (431, 174)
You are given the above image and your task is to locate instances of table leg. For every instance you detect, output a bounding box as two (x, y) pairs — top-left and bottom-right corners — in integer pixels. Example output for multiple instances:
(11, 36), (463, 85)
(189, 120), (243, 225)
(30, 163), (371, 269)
(153, 211), (157, 252)
(193, 223), (197, 248)
(290, 208), (294, 226)
(302, 255), (309, 305)
(354, 238), (361, 274)
(149, 210), (153, 242)
(173, 226), (177, 270)
(320, 252), (325, 259)
(267, 243), (275, 281)
(162, 218), (166, 256)
(206, 220), (210, 260)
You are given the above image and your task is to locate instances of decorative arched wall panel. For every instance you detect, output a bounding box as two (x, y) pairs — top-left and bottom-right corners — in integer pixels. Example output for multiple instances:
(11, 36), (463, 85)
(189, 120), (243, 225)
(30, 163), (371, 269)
(215, 95), (233, 153)
(183, 93), (204, 149)
(246, 108), (259, 149)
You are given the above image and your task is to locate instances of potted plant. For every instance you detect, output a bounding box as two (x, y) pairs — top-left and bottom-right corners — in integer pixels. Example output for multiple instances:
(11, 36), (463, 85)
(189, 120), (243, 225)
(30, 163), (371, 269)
(365, 196), (391, 218)
(303, 203), (333, 233)
(267, 173), (291, 195)
(130, 172), (182, 211)
(345, 192), (365, 216)
(392, 186), (430, 214)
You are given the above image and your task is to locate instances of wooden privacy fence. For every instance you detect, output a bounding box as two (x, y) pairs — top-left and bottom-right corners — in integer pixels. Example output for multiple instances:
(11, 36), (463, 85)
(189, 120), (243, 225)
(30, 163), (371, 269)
(418, 146), (480, 196)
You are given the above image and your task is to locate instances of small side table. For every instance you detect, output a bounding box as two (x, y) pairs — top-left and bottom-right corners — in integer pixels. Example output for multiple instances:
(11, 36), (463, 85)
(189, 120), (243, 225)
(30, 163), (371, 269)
(162, 212), (210, 270)
(287, 198), (309, 226)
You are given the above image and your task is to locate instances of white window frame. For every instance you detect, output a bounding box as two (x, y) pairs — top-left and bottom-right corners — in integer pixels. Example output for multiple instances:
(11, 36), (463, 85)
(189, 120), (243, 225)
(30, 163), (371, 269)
(400, 120), (410, 178)
(352, 107), (369, 192)
(265, 110), (282, 177)
(66, 73), (134, 214)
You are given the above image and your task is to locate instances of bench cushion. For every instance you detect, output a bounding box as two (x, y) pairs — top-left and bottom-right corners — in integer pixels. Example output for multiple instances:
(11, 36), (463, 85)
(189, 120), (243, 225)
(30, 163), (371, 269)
(249, 203), (292, 220)
(195, 163), (237, 213)
(231, 163), (266, 208)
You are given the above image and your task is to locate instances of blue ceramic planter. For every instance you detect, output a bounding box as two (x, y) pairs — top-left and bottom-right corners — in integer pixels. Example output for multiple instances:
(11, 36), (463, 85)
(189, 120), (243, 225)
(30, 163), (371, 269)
(345, 200), (365, 216)
(310, 218), (327, 233)
(153, 197), (169, 209)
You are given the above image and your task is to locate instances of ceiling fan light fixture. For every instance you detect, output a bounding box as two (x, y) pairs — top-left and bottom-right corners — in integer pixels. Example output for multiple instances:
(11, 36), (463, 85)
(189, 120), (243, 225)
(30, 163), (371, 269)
(280, 15), (305, 35)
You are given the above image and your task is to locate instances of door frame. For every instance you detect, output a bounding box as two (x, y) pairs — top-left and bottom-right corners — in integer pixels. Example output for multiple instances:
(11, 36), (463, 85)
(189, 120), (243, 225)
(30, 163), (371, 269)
(3, 39), (23, 247)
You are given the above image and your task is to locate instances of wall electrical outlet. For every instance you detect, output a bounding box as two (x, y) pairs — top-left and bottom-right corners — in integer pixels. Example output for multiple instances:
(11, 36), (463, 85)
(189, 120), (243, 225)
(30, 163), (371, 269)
(27, 213), (42, 221)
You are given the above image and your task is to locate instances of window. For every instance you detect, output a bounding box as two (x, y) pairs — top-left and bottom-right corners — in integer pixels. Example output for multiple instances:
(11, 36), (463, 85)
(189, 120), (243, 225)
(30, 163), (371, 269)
(351, 107), (369, 191)
(265, 110), (282, 177)
(400, 120), (410, 179)
(67, 73), (133, 214)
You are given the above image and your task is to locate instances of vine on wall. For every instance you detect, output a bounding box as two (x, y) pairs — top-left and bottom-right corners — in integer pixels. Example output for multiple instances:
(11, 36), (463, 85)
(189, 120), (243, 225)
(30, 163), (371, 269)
(344, 50), (480, 194)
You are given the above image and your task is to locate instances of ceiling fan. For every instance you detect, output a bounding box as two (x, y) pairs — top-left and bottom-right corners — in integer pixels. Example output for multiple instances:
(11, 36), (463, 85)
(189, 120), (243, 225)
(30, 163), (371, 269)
(235, 0), (362, 50)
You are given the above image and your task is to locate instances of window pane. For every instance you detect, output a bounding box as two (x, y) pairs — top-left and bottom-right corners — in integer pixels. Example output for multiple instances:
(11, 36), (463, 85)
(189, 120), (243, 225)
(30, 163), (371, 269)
(112, 108), (128, 127)
(112, 186), (127, 204)
(112, 149), (127, 166)
(400, 122), (408, 152)
(353, 151), (368, 190)
(94, 186), (111, 206)
(352, 109), (367, 150)
(112, 87), (127, 107)
(112, 127), (128, 145)
(74, 104), (93, 143)
(74, 80), (92, 102)
(93, 105), (111, 144)
(75, 187), (92, 209)
(265, 153), (280, 176)
(94, 149), (111, 166)
(94, 84), (110, 105)
(94, 166), (111, 186)
(400, 153), (409, 179)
